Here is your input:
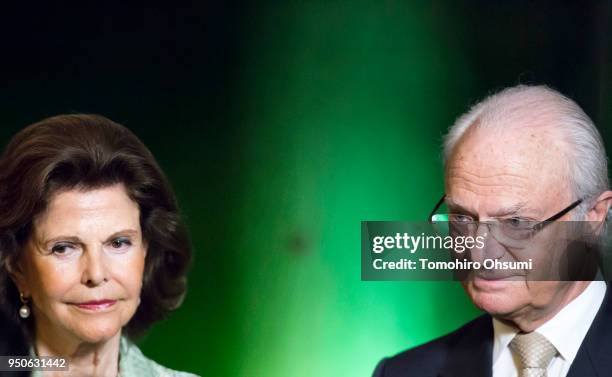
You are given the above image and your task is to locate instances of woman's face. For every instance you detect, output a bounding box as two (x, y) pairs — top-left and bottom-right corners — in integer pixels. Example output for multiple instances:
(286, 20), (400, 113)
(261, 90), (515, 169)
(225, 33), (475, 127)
(13, 183), (146, 344)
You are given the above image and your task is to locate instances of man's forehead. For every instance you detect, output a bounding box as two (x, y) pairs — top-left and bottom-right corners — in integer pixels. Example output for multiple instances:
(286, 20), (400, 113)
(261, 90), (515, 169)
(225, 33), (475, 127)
(443, 122), (572, 214)
(446, 123), (567, 174)
(445, 147), (540, 194)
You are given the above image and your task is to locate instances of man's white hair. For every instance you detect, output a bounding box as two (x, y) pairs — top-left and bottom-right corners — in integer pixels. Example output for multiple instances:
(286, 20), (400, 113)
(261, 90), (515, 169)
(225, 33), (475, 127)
(443, 85), (609, 217)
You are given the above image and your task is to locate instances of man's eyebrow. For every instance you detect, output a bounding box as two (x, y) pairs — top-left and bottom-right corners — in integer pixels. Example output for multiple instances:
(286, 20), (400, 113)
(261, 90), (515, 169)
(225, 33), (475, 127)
(446, 198), (533, 218)
(445, 199), (477, 217)
(488, 202), (530, 217)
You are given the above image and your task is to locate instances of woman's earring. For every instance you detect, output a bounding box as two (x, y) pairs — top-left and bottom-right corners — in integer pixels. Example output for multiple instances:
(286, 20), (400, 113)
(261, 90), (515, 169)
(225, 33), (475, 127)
(19, 292), (30, 319)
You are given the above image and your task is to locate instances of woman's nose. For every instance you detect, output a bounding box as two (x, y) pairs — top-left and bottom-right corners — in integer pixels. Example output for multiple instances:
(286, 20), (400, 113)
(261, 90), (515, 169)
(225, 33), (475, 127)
(81, 246), (108, 287)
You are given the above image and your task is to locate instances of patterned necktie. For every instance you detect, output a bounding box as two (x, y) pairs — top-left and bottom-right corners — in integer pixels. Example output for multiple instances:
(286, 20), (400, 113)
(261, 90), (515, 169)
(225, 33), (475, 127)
(509, 332), (557, 377)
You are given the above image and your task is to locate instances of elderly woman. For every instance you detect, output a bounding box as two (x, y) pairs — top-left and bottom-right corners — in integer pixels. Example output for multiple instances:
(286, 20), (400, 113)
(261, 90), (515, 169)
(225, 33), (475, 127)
(0, 115), (197, 376)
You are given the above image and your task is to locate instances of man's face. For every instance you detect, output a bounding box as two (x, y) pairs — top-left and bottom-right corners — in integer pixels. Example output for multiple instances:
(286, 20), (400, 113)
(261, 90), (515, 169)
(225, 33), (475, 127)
(446, 123), (577, 321)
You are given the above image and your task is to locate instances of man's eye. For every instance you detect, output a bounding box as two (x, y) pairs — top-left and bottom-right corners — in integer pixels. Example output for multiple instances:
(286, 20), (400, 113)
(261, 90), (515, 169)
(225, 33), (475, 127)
(452, 215), (473, 223)
(504, 217), (530, 228)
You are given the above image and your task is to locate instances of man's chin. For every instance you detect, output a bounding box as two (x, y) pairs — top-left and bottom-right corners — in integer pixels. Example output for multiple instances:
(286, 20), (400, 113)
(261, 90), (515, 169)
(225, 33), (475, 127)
(463, 277), (528, 315)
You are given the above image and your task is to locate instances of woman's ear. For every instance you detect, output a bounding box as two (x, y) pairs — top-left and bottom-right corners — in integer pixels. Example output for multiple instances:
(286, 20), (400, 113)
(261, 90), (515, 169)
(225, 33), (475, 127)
(5, 256), (30, 297)
(142, 239), (148, 258)
(585, 190), (612, 235)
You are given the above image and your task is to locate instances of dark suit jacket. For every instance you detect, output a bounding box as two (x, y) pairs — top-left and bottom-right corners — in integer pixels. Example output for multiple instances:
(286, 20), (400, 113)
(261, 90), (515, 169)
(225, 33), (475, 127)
(373, 286), (612, 377)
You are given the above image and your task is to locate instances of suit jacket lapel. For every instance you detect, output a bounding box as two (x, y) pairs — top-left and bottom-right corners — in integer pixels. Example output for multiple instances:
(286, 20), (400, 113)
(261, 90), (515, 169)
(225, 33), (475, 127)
(440, 315), (493, 377)
(567, 282), (612, 377)
(436, 283), (612, 377)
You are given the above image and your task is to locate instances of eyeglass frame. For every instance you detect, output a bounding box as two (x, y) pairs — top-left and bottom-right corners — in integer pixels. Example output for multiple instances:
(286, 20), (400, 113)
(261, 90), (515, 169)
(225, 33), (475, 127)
(428, 194), (584, 235)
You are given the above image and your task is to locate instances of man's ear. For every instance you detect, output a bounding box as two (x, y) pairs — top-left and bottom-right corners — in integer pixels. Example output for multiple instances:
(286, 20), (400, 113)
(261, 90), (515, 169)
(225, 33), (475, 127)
(584, 190), (612, 234)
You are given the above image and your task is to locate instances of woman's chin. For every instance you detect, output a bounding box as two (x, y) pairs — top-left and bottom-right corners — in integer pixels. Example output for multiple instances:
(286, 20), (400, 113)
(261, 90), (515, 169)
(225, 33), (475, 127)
(69, 321), (123, 344)
(61, 303), (134, 343)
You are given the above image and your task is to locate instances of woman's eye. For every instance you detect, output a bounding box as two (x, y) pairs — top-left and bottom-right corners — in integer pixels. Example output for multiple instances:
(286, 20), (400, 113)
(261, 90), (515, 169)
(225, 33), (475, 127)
(51, 244), (76, 256)
(110, 238), (132, 250)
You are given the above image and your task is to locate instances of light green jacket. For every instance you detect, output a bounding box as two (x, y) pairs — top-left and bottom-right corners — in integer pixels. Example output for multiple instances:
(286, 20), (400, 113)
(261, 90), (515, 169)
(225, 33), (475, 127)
(30, 336), (200, 377)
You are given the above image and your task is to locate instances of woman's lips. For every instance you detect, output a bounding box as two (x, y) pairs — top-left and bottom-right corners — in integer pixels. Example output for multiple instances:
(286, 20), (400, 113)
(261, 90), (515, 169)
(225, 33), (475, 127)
(73, 299), (117, 311)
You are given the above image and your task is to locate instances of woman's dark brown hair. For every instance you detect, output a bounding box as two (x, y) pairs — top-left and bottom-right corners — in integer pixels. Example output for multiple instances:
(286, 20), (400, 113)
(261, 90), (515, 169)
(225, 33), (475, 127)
(0, 114), (191, 340)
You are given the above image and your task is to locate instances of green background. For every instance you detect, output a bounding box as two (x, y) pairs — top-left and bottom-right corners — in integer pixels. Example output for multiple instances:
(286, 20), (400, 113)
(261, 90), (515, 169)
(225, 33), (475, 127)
(0, 2), (611, 376)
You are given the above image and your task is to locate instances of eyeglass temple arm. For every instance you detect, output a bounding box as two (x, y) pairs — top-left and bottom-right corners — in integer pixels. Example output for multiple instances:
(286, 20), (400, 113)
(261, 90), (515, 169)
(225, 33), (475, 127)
(535, 199), (583, 231)
(428, 194), (446, 223)
(428, 196), (582, 226)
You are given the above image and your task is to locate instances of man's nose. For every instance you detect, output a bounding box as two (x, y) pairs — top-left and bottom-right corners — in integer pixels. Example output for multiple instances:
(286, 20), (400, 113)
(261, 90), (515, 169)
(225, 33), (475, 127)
(81, 245), (108, 287)
(469, 223), (505, 262)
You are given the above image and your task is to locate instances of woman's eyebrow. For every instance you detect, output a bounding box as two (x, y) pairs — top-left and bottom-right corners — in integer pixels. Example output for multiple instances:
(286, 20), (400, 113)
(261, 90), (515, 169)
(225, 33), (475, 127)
(42, 229), (139, 246)
(104, 229), (139, 242)
(43, 236), (81, 245)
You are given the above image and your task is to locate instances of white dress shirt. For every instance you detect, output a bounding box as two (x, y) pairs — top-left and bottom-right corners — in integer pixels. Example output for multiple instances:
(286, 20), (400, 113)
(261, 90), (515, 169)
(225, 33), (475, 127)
(492, 281), (606, 377)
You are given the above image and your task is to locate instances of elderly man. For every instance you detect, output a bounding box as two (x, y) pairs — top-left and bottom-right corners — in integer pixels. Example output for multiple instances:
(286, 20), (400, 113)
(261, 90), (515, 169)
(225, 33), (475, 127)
(373, 85), (612, 377)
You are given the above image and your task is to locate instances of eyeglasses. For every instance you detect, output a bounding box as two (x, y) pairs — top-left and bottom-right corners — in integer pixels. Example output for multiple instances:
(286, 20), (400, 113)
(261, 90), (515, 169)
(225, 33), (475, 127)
(428, 194), (583, 248)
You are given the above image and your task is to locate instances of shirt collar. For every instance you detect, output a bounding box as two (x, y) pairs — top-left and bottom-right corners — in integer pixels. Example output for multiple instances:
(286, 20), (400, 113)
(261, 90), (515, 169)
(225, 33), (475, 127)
(536, 281), (606, 361)
(492, 281), (606, 364)
(492, 316), (519, 364)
